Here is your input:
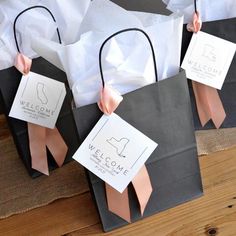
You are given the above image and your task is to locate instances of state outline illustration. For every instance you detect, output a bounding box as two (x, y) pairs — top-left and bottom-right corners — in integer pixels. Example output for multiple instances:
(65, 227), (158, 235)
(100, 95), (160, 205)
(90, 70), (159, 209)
(106, 137), (130, 158)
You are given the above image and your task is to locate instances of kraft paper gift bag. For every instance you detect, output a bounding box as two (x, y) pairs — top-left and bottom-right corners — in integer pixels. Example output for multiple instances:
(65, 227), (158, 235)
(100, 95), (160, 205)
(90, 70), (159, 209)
(181, 3), (236, 130)
(0, 6), (80, 178)
(73, 28), (203, 232)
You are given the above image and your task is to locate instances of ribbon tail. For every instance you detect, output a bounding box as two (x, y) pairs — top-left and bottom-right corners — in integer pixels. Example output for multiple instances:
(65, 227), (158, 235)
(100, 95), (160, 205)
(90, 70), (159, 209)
(192, 81), (211, 126)
(192, 81), (226, 129)
(132, 165), (152, 215)
(204, 86), (226, 129)
(28, 123), (49, 175)
(45, 127), (68, 167)
(105, 184), (131, 223)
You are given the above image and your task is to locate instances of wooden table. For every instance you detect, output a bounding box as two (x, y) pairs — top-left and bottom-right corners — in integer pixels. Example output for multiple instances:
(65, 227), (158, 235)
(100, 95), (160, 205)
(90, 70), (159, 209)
(1, 115), (236, 236)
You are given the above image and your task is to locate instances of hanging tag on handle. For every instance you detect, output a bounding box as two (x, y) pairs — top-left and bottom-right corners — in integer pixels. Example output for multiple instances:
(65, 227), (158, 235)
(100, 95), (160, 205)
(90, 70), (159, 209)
(10, 6), (68, 175)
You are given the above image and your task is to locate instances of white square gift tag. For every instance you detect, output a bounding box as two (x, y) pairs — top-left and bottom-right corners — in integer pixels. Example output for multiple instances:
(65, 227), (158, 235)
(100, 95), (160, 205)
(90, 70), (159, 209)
(9, 72), (66, 129)
(73, 113), (158, 193)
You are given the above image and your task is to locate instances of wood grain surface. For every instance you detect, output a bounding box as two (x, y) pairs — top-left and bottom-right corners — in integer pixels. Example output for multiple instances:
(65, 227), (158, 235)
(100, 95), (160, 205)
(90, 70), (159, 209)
(0, 114), (236, 236)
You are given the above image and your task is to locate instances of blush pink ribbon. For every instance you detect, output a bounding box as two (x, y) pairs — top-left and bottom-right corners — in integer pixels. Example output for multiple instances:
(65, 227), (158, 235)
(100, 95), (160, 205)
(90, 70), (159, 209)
(187, 13), (226, 128)
(98, 85), (123, 115)
(15, 53), (32, 75)
(192, 82), (226, 128)
(98, 86), (153, 222)
(187, 11), (202, 33)
(15, 53), (68, 175)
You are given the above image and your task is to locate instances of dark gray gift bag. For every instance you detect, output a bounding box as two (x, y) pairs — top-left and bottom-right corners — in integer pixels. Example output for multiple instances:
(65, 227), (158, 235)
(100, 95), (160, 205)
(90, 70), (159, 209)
(110, 0), (171, 14)
(73, 28), (203, 232)
(181, 2), (236, 130)
(0, 6), (80, 178)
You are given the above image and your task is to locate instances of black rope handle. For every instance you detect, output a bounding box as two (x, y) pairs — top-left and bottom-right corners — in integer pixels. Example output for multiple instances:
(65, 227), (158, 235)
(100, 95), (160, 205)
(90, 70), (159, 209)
(99, 28), (158, 88)
(194, 0), (197, 13)
(13, 6), (61, 53)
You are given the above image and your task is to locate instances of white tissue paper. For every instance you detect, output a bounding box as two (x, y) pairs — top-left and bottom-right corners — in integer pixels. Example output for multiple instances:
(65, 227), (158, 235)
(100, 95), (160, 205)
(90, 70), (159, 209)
(162, 0), (236, 23)
(0, 0), (90, 69)
(32, 0), (184, 108)
(162, 0), (192, 9)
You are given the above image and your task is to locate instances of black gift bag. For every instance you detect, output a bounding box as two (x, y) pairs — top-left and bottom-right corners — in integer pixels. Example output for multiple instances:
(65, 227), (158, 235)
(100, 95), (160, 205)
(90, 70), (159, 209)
(0, 6), (80, 178)
(181, 16), (236, 130)
(0, 100), (3, 114)
(73, 28), (203, 232)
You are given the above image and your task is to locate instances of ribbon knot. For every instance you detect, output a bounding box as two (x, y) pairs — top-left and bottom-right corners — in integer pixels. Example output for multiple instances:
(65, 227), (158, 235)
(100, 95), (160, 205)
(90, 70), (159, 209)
(98, 85), (123, 115)
(14, 53), (68, 175)
(187, 11), (202, 33)
(14, 53), (32, 75)
(98, 85), (153, 222)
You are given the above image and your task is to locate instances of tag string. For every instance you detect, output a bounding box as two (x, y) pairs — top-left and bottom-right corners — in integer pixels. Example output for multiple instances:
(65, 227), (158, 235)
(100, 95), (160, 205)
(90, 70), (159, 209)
(99, 28), (158, 88)
(13, 5), (62, 53)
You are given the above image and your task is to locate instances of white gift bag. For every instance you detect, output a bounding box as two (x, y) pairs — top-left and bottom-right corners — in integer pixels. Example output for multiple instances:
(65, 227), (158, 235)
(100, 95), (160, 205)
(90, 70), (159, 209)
(32, 0), (184, 108)
(0, 0), (90, 69)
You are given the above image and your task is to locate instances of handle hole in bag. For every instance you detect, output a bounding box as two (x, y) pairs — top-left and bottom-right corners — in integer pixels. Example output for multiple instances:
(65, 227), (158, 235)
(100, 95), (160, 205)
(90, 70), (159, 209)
(98, 28), (158, 88)
(13, 6), (62, 53)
